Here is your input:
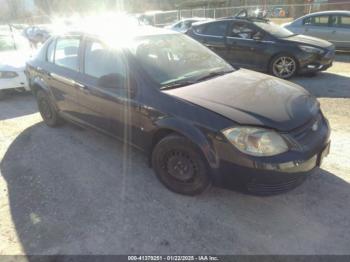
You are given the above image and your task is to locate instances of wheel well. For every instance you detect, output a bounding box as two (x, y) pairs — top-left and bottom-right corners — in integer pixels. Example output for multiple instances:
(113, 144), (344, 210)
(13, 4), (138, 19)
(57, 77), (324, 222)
(147, 129), (177, 167)
(151, 129), (176, 151)
(149, 128), (214, 171)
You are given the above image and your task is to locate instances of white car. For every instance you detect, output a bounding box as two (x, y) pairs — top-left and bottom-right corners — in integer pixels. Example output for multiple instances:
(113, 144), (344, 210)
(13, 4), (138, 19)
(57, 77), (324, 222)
(0, 34), (31, 99)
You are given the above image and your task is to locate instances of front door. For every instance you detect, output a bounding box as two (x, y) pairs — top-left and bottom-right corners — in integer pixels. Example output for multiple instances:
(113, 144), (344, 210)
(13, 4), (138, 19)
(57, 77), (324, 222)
(75, 38), (139, 141)
(226, 21), (269, 70)
(191, 20), (229, 59)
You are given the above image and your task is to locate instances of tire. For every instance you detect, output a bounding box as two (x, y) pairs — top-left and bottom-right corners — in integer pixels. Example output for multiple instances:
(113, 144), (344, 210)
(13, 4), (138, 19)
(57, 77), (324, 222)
(269, 54), (298, 79)
(36, 90), (63, 127)
(152, 134), (211, 196)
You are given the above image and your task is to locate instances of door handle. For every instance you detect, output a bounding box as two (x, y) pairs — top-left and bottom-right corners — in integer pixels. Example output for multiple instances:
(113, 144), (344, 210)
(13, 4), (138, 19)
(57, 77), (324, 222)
(51, 73), (75, 85)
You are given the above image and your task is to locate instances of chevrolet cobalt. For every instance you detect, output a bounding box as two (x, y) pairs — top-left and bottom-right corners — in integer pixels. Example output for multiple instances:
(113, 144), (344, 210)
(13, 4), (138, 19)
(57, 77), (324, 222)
(26, 27), (330, 195)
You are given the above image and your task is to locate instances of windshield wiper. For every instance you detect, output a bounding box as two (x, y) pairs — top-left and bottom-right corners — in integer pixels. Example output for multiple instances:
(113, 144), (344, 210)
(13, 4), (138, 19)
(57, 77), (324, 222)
(195, 70), (234, 82)
(160, 80), (195, 90)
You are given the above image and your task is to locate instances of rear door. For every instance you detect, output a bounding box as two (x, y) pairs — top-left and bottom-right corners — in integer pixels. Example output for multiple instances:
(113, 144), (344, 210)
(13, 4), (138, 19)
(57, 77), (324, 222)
(191, 20), (229, 59)
(329, 14), (350, 49)
(302, 15), (332, 41)
(47, 36), (81, 117)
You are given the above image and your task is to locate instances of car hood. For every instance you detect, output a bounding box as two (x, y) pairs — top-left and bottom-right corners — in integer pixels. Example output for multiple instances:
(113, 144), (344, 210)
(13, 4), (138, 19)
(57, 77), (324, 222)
(283, 34), (332, 48)
(281, 22), (291, 27)
(165, 69), (319, 132)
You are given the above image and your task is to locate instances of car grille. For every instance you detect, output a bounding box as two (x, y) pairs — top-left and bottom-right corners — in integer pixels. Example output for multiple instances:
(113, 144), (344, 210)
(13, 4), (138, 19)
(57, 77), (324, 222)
(246, 173), (307, 195)
(291, 113), (323, 141)
(287, 113), (328, 152)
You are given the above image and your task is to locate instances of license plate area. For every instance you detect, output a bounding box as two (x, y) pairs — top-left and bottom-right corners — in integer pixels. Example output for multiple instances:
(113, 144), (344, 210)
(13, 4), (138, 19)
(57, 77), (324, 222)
(317, 142), (330, 166)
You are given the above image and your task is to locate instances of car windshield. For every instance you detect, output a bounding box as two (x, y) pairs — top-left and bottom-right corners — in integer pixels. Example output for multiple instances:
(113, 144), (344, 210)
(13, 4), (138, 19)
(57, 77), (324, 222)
(254, 21), (295, 38)
(129, 34), (233, 87)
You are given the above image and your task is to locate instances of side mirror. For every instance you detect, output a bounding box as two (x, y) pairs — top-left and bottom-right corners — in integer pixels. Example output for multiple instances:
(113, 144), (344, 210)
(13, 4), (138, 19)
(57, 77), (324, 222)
(98, 73), (137, 97)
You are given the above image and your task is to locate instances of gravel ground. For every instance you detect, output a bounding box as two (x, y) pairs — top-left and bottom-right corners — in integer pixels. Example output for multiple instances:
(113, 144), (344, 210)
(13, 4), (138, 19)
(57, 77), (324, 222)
(0, 54), (349, 255)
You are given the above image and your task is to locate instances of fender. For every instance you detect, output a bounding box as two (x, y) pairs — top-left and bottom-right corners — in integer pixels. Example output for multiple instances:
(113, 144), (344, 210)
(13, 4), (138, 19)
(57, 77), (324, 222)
(31, 75), (50, 94)
(153, 117), (220, 169)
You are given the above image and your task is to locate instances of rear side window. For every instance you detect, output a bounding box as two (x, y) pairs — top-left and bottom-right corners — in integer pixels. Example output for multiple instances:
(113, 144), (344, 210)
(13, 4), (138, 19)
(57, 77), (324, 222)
(46, 40), (55, 63)
(84, 40), (126, 80)
(303, 15), (329, 26)
(331, 15), (350, 28)
(54, 37), (80, 71)
(203, 21), (228, 36)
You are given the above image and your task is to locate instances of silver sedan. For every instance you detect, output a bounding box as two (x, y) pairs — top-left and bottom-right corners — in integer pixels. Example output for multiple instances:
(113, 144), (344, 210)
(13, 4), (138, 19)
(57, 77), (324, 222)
(283, 11), (350, 50)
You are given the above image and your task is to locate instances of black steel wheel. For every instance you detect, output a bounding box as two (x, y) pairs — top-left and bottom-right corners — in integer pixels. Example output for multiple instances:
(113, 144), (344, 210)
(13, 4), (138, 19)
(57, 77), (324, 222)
(152, 134), (211, 195)
(36, 90), (63, 127)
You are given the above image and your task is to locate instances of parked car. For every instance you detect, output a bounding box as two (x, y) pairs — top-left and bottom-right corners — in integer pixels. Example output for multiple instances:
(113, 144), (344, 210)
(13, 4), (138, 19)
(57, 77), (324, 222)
(23, 25), (52, 48)
(165, 18), (210, 33)
(283, 11), (350, 50)
(0, 33), (31, 99)
(26, 27), (330, 195)
(187, 16), (335, 79)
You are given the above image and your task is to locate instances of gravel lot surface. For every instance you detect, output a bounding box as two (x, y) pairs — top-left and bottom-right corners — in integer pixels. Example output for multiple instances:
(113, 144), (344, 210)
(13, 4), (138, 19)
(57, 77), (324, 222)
(0, 54), (349, 255)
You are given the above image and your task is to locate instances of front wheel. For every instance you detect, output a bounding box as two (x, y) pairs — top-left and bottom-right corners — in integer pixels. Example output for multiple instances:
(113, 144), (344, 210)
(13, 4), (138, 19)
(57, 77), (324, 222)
(36, 90), (63, 127)
(270, 55), (297, 79)
(152, 134), (211, 196)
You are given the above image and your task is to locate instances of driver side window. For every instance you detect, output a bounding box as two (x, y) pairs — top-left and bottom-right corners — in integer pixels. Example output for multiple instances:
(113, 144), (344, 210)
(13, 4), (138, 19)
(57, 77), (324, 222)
(84, 40), (126, 80)
(230, 22), (258, 39)
(84, 39), (128, 93)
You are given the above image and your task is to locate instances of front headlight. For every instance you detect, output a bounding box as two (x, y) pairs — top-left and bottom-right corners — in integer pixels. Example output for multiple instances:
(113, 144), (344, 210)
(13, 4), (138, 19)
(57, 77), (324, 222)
(222, 127), (289, 157)
(299, 45), (324, 55)
(0, 71), (18, 79)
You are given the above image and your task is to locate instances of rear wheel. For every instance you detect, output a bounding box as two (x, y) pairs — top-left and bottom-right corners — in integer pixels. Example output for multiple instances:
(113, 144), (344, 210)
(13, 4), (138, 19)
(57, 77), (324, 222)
(36, 90), (63, 127)
(270, 54), (297, 79)
(152, 134), (211, 196)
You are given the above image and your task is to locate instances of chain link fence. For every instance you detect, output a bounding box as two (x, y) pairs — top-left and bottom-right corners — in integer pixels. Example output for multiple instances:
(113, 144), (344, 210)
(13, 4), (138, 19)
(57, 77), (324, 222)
(2, 1), (350, 27)
(148, 2), (350, 26)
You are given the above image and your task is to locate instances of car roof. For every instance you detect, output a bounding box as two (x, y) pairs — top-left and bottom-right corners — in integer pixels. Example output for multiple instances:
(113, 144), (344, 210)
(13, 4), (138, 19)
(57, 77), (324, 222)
(55, 25), (178, 39)
(300, 10), (350, 17)
(192, 17), (267, 27)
